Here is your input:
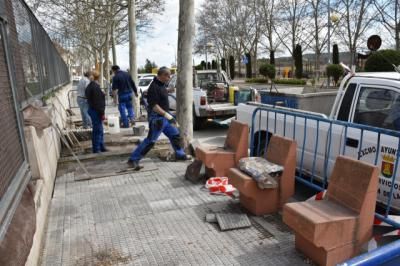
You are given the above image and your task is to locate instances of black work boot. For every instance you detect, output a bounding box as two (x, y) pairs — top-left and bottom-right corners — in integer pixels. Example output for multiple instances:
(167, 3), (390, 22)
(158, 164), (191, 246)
(127, 160), (143, 171)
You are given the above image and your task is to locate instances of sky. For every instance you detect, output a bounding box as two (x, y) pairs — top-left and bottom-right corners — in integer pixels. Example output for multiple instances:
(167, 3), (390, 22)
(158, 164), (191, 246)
(116, 0), (204, 70)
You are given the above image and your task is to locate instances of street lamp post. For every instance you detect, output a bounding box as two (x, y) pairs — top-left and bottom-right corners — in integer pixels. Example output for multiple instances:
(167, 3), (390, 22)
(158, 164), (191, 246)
(327, 2), (340, 87)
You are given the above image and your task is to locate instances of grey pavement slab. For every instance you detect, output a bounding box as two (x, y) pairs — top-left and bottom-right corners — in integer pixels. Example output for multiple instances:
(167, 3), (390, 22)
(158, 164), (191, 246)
(216, 213), (252, 231)
(40, 159), (309, 266)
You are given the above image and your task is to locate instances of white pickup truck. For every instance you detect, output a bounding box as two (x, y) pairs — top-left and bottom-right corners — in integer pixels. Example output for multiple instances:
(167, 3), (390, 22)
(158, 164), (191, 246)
(168, 70), (239, 130)
(237, 71), (400, 210)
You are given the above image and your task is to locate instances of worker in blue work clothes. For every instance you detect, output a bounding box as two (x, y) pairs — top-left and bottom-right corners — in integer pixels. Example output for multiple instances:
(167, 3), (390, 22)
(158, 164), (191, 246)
(85, 71), (107, 153)
(111, 65), (138, 128)
(127, 67), (191, 170)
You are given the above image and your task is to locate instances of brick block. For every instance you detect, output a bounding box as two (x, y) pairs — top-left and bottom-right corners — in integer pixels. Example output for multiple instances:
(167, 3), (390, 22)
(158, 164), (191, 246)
(295, 233), (358, 266)
(326, 156), (379, 212)
(283, 156), (379, 265)
(196, 120), (248, 177)
(228, 136), (296, 216)
(284, 200), (357, 249)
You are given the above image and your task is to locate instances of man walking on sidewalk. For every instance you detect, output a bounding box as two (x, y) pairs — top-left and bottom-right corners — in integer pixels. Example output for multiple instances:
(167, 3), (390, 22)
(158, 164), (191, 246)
(128, 67), (190, 170)
(77, 71), (92, 128)
(111, 65), (138, 128)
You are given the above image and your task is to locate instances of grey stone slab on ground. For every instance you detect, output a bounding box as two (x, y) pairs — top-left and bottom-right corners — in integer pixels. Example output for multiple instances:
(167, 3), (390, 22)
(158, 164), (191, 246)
(40, 159), (308, 266)
(216, 213), (252, 231)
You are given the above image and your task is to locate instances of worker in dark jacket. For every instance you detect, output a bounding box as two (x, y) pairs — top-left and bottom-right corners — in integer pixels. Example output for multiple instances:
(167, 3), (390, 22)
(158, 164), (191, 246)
(85, 71), (107, 153)
(111, 65), (138, 128)
(128, 67), (190, 170)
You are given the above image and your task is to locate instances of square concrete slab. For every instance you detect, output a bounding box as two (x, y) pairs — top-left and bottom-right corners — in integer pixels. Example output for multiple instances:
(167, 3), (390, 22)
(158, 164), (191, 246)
(216, 213), (252, 231)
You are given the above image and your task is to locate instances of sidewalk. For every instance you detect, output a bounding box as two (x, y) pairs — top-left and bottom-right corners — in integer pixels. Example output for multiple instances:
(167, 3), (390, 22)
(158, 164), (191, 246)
(40, 159), (308, 266)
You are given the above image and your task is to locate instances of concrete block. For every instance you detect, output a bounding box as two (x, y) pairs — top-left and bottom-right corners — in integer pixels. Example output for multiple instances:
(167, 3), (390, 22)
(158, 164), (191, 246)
(283, 200), (357, 249)
(195, 120), (248, 177)
(228, 136), (296, 216)
(295, 232), (357, 266)
(282, 156), (379, 266)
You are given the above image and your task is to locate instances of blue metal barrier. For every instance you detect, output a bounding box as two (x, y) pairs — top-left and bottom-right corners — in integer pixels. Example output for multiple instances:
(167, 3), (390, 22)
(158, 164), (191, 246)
(249, 106), (400, 229)
(259, 91), (298, 108)
(339, 239), (400, 266)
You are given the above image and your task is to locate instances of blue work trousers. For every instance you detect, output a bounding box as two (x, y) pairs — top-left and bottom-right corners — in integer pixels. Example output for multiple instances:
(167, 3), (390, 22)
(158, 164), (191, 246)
(118, 92), (134, 127)
(88, 108), (105, 153)
(77, 97), (92, 128)
(130, 114), (186, 162)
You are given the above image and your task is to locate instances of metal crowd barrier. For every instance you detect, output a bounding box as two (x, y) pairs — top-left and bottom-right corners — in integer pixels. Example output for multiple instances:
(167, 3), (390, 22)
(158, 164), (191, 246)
(249, 106), (400, 229)
(68, 89), (115, 110)
(339, 238), (400, 265)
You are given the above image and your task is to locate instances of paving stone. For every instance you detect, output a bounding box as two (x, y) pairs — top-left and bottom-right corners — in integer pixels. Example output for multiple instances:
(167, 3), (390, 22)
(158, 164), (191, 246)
(205, 213), (217, 223)
(216, 213), (252, 231)
(40, 160), (308, 266)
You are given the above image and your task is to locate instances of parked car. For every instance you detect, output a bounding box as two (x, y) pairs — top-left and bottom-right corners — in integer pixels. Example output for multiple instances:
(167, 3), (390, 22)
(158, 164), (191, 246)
(168, 70), (241, 130)
(138, 76), (154, 97)
(236, 70), (400, 210)
(138, 73), (156, 79)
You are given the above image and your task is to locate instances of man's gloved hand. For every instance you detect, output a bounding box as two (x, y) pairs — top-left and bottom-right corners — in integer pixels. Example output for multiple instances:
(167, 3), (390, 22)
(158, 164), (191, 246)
(101, 114), (106, 121)
(134, 92), (139, 98)
(164, 112), (179, 127)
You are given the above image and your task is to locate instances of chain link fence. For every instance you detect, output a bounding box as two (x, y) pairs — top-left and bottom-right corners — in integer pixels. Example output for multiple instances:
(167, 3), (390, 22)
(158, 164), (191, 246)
(11, 0), (70, 102)
(0, 0), (70, 241)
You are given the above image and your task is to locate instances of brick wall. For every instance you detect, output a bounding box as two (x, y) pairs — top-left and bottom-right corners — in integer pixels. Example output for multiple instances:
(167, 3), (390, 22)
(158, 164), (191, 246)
(0, 28), (24, 199)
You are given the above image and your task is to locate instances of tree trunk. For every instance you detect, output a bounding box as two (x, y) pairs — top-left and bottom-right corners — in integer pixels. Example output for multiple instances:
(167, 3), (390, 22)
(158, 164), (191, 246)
(99, 49), (104, 88)
(253, 45), (258, 77)
(128, 0), (139, 117)
(270, 50), (275, 65)
(105, 31), (110, 83)
(176, 0), (195, 148)
(94, 49), (99, 70)
(111, 23), (117, 65)
(238, 54), (242, 77)
(315, 51), (320, 80)
(396, 0), (399, 50)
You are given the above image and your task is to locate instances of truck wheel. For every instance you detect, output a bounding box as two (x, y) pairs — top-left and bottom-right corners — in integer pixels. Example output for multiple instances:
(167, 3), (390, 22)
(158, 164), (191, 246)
(193, 116), (207, 131)
(252, 131), (272, 156)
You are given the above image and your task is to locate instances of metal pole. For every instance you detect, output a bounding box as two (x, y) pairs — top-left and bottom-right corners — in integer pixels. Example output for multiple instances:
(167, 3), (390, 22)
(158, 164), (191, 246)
(205, 45), (208, 70)
(327, 0), (331, 88)
(338, 239), (400, 266)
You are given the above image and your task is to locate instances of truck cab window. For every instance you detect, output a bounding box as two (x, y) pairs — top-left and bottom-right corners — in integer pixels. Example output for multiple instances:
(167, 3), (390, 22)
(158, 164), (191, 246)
(337, 83), (357, 121)
(353, 87), (400, 130)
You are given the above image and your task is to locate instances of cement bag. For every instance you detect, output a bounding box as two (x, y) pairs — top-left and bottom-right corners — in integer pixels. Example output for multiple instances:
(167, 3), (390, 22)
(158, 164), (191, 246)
(238, 157), (283, 189)
(23, 104), (52, 130)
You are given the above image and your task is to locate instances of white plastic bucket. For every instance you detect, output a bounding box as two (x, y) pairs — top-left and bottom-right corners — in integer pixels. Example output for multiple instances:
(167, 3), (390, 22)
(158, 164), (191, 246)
(107, 115), (120, 134)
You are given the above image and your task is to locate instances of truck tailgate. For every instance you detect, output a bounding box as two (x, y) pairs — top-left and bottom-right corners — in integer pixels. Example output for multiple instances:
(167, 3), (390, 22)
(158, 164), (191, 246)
(208, 103), (236, 111)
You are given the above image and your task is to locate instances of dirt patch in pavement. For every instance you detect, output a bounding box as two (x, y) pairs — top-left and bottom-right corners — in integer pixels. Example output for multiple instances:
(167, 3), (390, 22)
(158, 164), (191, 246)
(93, 249), (131, 266)
(76, 249), (132, 266)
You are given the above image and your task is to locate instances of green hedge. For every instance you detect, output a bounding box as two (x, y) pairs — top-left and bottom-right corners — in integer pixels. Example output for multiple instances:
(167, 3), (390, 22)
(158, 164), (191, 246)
(245, 78), (268, 83)
(259, 63), (276, 79)
(274, 79), (306, 85)
(365, 50), (400, 72)
(245, 78), (307, 85)
(326, 64), (344, 86)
